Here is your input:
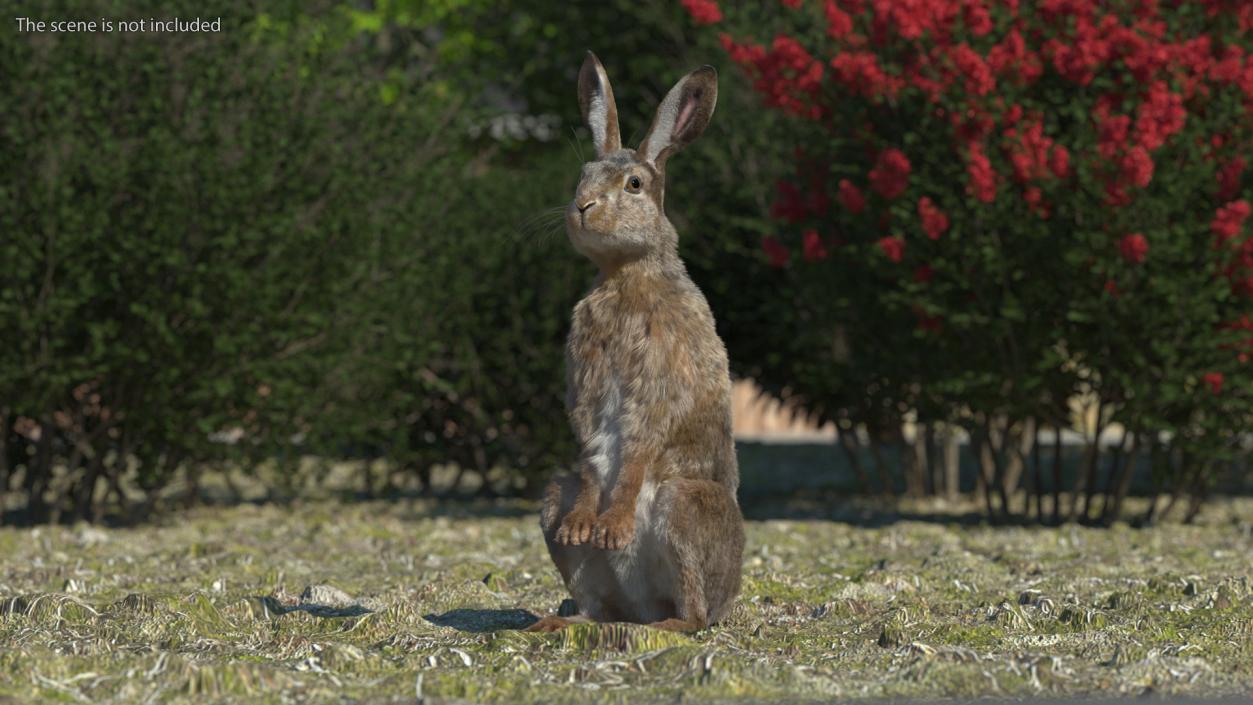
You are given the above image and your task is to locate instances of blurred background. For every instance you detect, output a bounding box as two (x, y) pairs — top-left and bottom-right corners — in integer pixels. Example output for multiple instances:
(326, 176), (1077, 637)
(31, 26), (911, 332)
(2, 0), (1250, 526)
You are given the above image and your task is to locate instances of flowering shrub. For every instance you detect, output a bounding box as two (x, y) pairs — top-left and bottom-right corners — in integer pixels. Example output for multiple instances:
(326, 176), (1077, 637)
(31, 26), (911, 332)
(690, 0), (1253, 521)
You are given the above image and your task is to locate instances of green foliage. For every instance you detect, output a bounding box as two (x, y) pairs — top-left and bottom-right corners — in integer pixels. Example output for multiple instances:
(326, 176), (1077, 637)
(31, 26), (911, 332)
(0, 0), (462, 519)
(0, 0), (793, 520)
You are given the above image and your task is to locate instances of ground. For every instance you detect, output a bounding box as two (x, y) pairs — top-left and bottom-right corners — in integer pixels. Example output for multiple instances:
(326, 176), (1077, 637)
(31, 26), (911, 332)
(0, 495), (1251, 704)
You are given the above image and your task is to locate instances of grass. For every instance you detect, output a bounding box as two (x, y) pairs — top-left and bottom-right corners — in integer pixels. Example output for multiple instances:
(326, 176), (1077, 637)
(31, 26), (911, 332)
(0, 493), (1251, 703)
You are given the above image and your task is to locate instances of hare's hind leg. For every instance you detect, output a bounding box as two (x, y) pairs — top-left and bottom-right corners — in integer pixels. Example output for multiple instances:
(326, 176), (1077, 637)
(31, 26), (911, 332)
(539, 473), (583, 586)
(532, 473), (615, 630)
(650, 479), (745, 633)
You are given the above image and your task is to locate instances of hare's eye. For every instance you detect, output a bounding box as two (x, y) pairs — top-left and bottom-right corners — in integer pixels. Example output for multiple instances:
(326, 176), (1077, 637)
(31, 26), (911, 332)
(625, 176), (642, 193)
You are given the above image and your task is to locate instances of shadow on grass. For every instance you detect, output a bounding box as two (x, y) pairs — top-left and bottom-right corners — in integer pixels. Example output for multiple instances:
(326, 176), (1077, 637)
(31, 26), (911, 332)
(248, 595), (373, 618)
(423, 608), (539, 632)
(741, 497), (988, 526)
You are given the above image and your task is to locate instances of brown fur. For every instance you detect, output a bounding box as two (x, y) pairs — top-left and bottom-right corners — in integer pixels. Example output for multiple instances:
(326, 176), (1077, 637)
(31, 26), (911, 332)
(528, 52), (743, 635)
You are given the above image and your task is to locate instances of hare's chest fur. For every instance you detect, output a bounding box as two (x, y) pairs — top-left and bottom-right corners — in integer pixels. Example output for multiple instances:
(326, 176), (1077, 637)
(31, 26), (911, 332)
(567, 291), (674, 610)
(584, 371), (625, 493)
(567, 290), (646, 493)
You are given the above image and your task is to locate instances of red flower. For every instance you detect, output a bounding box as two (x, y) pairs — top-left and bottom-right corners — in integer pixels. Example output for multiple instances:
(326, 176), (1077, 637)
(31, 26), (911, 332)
(781, 0), (802, 7)
(1097, 114), (1131, 160)
(762, 235), (790, 267)
(1218, 157), (1246, 201)
(1003, 103), (1024, 126)
(838, 179), (866, 213)
(913, 264), (935, 283)
(1134, 82), (1186, 151)
(1006, 120), (1054, 183)
(1119, 146), (1154, 188)
(1119, 233), (1149, 264)
(727, 34), (826, 119)
(802, 228), (829, 261)
(1104, 279), (1119, 297)
(878, 235), (905, 263)
(831, 51), (902, 99)
(918, 197), (949, 239)
(1104, 181), (1131, 208)
(953, 107), (995, 142)
(869, 148), (911, 199)
(1049, 145), (1071, 178)
(681, 0), (723, 25)
(1203, 371), (1224, 395)
(988, 29), (1043, 85)
(1224, 315), (1253, 363)
(966, 142), (997, 203)
(1212, 200), (1252, 244)
(770, 179), (807, 223)
(871, 0), (947, 41)
(824, 0), (854, 38)
(720, 33), (765, 66)
(1042, 15), (1112, 85)
(951, 43), (996, 96)
(916, 311), (944, 333)
(963, 1), (993, 36)
(1023, 186), (1050, 218)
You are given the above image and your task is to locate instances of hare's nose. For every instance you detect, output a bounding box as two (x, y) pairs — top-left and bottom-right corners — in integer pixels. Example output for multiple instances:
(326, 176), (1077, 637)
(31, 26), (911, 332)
(577, 200), (597, 213)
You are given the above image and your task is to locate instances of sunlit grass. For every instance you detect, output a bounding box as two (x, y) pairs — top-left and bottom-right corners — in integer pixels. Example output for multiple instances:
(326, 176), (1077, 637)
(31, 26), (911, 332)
(1, 494), (1250, 703)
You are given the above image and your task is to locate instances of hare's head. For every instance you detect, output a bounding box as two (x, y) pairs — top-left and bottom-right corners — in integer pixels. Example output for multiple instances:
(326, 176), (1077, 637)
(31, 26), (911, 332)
(567, 51), (717, 268)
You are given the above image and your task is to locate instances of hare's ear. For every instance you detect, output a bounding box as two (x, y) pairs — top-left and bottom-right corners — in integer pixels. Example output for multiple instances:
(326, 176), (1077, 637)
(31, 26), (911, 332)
(578, 51), (622, 157)
(637, 65), (718, 166)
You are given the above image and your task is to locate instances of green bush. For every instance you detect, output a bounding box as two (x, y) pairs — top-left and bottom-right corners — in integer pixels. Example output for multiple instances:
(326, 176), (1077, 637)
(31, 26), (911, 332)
(0, 0), (808, 521)
(0, 0), (464, 520)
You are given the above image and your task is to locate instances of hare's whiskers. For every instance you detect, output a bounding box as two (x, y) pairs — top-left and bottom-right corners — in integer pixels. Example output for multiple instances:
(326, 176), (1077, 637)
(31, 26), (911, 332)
(514, 206), (568, 244)
(567, 127), (586, 164)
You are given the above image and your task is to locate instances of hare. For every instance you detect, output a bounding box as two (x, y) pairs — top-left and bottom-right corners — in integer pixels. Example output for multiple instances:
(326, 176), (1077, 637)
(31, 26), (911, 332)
(527, 52), (744, 634)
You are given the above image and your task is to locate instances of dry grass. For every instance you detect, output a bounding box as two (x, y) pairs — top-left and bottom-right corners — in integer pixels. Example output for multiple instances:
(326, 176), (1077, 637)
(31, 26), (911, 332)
(1, 494), (1251, 703)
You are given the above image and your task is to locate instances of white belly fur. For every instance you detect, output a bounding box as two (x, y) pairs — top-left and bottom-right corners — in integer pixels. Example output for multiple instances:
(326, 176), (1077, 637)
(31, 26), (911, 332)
(581, 375), (675, 622)
(608, 480), (677, 622)
(586, 374), (624, 495)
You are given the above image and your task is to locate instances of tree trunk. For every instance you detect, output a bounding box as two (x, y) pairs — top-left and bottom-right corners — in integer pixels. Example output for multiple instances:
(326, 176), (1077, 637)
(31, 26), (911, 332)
(837, 427), (873, 494)
(986, 418), (1012, 519)
(1101, 430), (1138, 524)
(971, 424), (1000, 518)
(182, 462), (202, 509)
(417, 463), (434, 496)
(868, 438), (895, 498)
(1031, 423), (1043, 522)
(903, 427), (926, 498)
(924, 423), (939, 497)
(0, 407), (9, 508)
(1183, 462), (1210, 524)
(1089, 428), (1125, 522)
(1003, 417), (1036, 516)
(75, 455), (104, 523)
(943, 427), (960, 500)
(25, 418), (54, 523)
(1051, 425), (1063, 525)
(1067, 401), (1104, 523)
(1157, 448), (1194, 523)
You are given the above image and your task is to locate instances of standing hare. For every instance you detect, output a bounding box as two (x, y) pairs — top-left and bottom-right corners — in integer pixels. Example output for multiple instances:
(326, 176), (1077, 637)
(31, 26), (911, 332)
(528, 52), (744, 634)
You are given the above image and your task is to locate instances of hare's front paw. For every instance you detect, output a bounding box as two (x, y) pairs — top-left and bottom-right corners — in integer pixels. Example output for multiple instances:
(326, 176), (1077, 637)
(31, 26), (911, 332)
(592, 509), (636, 550)
(556, 508), (597, 546)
